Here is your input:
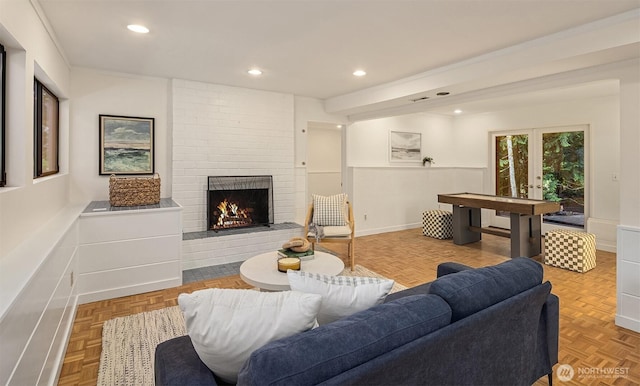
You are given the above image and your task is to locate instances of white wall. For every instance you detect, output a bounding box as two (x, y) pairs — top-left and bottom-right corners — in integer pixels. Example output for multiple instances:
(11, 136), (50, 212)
(69, 68), (171, 202)
(352, 167), (485, 235)
(0, 0), (71, 257)
(346, 113), (485, 235)
(348, 113), (454, 167)
(0, 2), (77, 384)
(616, 64), (640, 333)
(171, 79), (296, 233)
(307, 123), (342, 197)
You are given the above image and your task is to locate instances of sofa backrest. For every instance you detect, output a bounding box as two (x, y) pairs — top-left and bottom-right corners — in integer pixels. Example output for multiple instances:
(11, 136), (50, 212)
(428, 257), (543, 321)
(237, 294), (451, 386)
(322, 281), (554, 386)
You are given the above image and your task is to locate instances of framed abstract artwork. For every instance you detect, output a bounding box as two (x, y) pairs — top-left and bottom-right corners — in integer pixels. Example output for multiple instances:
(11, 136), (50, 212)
(389, 130), (422, 163)
(99, 115), (154, 175)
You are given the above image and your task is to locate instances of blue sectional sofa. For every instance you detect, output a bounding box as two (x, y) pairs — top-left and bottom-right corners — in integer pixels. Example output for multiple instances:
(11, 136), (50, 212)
(155, 257), (559, 385)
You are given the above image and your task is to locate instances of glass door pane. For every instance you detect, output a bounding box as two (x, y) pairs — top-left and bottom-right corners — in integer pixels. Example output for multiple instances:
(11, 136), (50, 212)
(541, 131), (585, 227)
(492, 127), (586, 231)
(495, 134), (529, 218)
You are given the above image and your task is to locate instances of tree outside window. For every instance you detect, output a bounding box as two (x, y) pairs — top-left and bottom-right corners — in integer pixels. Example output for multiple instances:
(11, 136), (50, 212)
(496, 134), (529, 198)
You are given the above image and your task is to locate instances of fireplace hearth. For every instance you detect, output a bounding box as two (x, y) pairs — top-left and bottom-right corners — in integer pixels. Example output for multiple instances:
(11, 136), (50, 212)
(207, 176), (273, 231)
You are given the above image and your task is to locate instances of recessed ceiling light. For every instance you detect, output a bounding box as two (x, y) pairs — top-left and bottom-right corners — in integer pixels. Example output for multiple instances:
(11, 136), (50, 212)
(127, 24), (149, 34)
(353, 70), (366, 77)
(248, 69), (263, 76)
(436, 91), (450, 96)
(454, 109), (463, 114)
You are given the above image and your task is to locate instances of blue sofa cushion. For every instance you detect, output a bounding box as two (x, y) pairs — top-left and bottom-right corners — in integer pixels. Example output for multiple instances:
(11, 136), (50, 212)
(384, 261), (475, 303)
(428, 257), (543, 321)
(237, 294), (451, 386)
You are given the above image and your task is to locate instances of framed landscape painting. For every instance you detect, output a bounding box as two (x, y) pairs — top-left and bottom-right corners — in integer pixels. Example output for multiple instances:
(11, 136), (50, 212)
(389, 130), (422, 162)
(99, 115), (154, 175)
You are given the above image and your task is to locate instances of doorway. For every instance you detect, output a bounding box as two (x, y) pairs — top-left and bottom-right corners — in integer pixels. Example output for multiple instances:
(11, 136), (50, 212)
(491, 125), (588, 231)
(307, 121), (344, 196)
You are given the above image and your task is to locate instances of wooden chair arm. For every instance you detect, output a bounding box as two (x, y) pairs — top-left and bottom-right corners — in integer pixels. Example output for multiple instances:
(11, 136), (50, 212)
(303, 203), (314, 236)
(347, 201), (355, 234)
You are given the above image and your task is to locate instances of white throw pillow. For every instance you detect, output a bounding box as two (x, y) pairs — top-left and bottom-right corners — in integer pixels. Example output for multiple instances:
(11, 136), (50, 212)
(177, 288), (322, 383)
(287, 270), (394, 325)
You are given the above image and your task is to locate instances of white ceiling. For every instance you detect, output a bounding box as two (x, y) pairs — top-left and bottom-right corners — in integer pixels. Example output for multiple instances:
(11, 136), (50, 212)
(37, 0), (640, 116)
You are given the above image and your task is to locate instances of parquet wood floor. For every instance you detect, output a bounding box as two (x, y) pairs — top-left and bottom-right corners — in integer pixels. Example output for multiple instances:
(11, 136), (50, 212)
(58, 229), (639, 386)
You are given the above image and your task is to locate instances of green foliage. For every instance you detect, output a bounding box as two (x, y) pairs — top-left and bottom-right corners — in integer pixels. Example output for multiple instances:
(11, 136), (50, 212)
(542, 132), (584, 211)
(496, 131), (584, 214)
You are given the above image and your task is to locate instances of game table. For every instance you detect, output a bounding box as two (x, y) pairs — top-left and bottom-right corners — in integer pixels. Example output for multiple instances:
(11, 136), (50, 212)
(437, 193), (560, 258)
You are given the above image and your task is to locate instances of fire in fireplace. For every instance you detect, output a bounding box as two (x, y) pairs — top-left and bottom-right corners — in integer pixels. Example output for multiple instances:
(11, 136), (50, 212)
(207, 176), (273, 231)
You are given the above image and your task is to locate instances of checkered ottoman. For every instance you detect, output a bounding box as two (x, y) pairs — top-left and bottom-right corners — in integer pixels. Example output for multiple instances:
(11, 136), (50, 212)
(422, 210), (453, 239)
(544, 229), (596, 273)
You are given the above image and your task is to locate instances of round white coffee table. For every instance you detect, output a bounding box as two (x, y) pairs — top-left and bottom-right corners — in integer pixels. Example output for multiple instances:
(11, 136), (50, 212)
(240, 251), (344, 291)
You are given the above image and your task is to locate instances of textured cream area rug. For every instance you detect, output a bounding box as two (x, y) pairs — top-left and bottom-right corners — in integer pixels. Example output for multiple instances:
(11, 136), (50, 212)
(97, 306), (186, 386)
(97, 265), (406, 386)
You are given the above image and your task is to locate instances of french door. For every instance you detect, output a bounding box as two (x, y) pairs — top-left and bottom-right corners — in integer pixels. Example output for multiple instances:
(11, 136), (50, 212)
(491, 125), (587, 231)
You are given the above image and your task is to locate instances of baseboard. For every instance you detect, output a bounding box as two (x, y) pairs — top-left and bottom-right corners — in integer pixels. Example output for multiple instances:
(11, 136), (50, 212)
(615, 314), (640, 333)
(355, 220), (620, 252)
(77, 278), (182, 304)
(356, 223), (421, 237)
(47, 294), (79, 386)
(587, 217), (618, 252)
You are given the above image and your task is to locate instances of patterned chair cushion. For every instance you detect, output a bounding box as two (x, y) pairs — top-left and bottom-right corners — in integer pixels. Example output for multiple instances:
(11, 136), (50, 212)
(312, 193), (348, 226)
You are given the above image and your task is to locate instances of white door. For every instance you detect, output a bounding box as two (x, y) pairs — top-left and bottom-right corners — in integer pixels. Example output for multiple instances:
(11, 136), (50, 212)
(491, 125), (587, 232)
(307, 122), (343, 197)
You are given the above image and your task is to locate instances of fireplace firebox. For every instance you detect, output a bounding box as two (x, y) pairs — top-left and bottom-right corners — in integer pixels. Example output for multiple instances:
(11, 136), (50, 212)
(207, 176), (273, 231)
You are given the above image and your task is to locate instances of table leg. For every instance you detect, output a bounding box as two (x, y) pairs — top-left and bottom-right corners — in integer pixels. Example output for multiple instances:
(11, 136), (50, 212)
(452, 205), (481, 245)
(510, 213), (542, 257)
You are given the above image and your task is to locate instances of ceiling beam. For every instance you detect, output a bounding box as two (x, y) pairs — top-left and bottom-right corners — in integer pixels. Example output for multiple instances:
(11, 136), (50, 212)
(324, 9), (640, 117)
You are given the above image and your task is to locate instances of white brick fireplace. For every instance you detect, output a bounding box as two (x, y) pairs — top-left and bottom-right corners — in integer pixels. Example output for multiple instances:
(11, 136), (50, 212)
(171, 79), (302, 269)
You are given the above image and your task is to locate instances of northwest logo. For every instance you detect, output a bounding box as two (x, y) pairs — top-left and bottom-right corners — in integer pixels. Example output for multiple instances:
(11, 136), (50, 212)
(557, 364), (575, 382)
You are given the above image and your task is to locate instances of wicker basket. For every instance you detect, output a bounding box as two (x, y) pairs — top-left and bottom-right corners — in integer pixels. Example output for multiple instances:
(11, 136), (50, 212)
(109, 174), (161, 207)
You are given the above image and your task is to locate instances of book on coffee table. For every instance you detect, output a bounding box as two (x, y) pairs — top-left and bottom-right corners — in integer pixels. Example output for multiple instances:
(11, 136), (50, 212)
(277, 248), (315, 261)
